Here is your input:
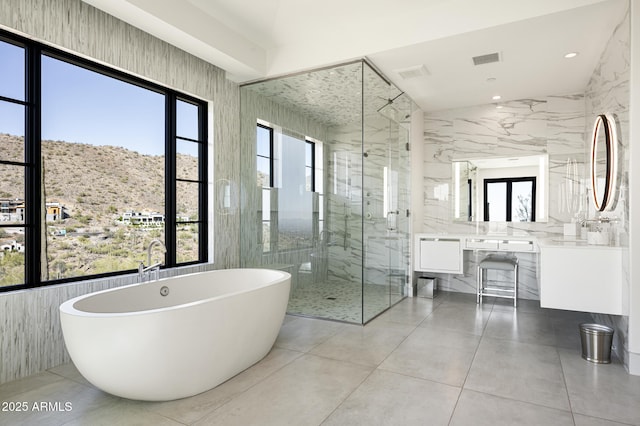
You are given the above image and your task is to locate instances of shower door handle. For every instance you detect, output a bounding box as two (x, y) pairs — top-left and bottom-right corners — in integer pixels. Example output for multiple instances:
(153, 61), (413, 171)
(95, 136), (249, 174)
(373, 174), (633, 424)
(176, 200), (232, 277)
(387, 210), (399, 231)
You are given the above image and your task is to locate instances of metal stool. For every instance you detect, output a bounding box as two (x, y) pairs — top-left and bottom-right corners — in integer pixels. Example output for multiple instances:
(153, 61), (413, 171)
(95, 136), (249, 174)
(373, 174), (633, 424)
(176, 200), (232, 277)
(476, 255), (518, 307)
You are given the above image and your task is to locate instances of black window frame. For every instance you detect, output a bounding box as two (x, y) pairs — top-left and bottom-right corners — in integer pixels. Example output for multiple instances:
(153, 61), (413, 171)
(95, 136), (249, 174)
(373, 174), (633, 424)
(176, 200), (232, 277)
(0, 29), (208, 292)
(467, 178), (473, 221)
(305, 140), (315, 192)
(257, 123), (274, 253)
(483, 177), (536, 222)
(257, 123), (274, 188)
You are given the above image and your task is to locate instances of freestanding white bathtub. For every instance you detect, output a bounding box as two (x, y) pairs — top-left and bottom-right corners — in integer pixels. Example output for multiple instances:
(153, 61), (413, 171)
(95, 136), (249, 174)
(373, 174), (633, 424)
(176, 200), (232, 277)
(59, 268), (291, 401)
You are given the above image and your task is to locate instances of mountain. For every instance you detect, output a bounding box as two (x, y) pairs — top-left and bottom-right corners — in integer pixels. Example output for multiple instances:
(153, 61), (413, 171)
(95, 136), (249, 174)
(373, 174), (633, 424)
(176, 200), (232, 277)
(0, 133), (198, 222)
(0, 133), (199, 283)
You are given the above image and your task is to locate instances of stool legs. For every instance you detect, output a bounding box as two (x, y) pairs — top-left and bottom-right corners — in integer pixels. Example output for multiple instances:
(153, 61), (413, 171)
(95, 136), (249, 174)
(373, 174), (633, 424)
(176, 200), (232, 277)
(476, 265), (482, 304)
(477, 261), (518, 307)
(513, 263), (518, 308)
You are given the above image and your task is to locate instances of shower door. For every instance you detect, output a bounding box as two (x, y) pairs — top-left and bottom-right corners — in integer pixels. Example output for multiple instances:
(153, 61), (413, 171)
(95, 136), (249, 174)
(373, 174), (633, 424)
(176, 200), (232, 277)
(362, 67), (411, 323)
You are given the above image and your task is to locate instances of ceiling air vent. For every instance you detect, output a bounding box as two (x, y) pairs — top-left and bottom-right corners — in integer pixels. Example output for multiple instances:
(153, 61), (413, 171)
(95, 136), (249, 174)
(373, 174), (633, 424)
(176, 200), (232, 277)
(472, 52), (501, 66)
(395, 64), (430, 80)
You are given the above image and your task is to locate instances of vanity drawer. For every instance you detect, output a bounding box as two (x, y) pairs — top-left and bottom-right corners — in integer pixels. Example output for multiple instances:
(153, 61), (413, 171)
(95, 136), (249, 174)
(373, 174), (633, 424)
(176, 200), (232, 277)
(417, 238), (463, 274)
(498, 240), (534, 251)
(466, 239), (499, 250)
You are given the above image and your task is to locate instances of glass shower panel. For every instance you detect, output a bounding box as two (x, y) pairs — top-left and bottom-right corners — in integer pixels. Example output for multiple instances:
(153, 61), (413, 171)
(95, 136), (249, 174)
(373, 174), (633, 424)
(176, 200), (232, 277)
(240, 60), (409, 324)
(322, 61), (364, 322)
(389, 94), (412, 307)
(362, 64), (411, 323)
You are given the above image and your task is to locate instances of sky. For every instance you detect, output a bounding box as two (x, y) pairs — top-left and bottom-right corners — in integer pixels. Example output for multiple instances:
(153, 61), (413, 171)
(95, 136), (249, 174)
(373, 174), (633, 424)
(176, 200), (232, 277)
(0, 40), (199, 157)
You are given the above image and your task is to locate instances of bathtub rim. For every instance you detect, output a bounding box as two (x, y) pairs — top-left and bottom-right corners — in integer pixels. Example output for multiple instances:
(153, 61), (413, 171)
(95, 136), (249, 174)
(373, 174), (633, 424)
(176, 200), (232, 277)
(59, 268), (291, 318)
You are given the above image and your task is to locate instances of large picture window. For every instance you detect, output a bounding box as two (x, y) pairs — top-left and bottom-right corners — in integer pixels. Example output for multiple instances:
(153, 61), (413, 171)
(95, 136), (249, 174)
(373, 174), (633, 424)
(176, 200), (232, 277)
(0, 31), (208, 291)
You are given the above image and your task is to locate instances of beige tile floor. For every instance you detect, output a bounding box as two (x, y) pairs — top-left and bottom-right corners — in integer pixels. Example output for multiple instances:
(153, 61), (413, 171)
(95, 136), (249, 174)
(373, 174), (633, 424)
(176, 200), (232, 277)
(2, 292), (640, 425)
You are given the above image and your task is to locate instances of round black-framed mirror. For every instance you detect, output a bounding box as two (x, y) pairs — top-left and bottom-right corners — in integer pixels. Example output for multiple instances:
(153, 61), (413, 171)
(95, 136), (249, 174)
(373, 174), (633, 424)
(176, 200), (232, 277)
(590, 114), (617, 212)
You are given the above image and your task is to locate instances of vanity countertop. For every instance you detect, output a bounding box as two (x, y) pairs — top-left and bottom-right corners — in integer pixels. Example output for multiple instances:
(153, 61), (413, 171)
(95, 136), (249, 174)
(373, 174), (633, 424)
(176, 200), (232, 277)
(415, 233), (538, 253)
(416, 233), (536, 241)
(537, 237), (624, 250)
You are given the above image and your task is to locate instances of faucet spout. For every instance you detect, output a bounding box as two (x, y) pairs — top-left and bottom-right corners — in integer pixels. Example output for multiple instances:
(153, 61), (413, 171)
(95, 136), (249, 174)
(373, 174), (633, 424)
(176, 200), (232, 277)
(138, 239), (166, 283)
(147, 239), (167, 267)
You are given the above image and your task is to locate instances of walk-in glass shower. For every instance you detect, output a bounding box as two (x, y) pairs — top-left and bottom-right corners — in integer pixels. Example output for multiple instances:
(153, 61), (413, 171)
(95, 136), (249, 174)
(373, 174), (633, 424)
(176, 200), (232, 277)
(240, 60), (412, 324)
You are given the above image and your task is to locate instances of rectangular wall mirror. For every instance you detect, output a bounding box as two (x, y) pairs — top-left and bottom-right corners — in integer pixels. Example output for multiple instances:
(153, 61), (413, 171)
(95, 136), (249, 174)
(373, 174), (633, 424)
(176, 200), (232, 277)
(452, 154), (549, 222)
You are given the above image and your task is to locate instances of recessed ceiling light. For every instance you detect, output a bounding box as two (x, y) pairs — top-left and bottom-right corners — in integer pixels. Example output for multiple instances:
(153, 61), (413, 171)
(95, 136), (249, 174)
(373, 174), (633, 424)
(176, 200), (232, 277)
(564, 52), (579, 59)
(496, 105), (503, 109)
(492, 95), (501, 100)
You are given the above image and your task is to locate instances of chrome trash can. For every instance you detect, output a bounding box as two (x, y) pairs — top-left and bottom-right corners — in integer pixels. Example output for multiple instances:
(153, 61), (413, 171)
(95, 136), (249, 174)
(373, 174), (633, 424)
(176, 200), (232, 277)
(417, 277), (436, 298)
(579, 323), (614, 364)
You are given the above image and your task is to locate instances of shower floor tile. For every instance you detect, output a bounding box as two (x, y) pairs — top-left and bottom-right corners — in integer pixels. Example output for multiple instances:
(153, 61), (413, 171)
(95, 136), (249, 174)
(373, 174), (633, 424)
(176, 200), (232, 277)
(286, 280), (400, 323)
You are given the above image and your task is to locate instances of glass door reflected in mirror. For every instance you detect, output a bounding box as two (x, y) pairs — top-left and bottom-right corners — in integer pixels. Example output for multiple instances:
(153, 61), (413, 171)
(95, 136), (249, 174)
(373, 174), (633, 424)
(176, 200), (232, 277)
(452, 154), (547, 222)
(485, 181), (506, 221)
(484, 178), (535, 222)
(511, 179), (535, 221)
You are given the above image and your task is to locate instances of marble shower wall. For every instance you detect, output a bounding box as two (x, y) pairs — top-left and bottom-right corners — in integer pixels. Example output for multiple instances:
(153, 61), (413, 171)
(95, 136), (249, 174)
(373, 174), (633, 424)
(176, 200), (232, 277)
(0, 0), (240, 383)
(421, 95), (586, 298)
(324, 82), (411, 299)
(325, 115), (411, 290)
(585, 5), (631, 369)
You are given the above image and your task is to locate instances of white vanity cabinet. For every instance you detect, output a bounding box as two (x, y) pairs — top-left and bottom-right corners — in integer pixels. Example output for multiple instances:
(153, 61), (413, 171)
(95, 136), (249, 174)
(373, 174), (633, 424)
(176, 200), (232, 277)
(539, 244), (623, 315)
(415, 236), (463, 274)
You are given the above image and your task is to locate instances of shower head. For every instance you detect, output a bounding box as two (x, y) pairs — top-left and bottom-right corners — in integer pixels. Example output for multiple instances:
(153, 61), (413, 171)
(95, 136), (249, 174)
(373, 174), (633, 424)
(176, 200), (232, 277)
(376, 92), (405, 113)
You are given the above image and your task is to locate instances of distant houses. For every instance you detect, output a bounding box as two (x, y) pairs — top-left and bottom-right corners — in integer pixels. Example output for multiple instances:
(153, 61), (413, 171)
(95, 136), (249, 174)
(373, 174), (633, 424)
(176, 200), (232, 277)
(46, 202), (70, 222)
(121, 210), (165, 226)
(0, 199), (70, 222)
(0, 240), (24, 253)
(1, 198), (174, 230)
(0, 199), (24, 222)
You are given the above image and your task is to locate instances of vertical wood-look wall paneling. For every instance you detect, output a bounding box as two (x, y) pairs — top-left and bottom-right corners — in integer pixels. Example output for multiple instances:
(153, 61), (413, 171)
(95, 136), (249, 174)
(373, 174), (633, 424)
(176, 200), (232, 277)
(0, 0), (240, 383)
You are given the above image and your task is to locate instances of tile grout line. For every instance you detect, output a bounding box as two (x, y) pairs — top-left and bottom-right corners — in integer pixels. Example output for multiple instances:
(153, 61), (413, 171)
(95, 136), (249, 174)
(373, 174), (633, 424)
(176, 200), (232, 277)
(557, 345), (578, 426)
(318, 299), (435, 425)
(185, 347), (308, 424)
(445, 299), (495, 425)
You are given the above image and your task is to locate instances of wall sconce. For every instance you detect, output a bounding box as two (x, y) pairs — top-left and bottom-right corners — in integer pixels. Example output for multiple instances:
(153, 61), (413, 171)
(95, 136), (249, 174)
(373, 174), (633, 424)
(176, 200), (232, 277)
(215, 179), (238, 215)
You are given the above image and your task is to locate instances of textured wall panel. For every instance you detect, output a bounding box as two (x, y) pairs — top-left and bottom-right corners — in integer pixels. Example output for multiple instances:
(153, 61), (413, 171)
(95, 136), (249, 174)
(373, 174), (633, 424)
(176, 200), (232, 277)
(0, 0), (240, 383)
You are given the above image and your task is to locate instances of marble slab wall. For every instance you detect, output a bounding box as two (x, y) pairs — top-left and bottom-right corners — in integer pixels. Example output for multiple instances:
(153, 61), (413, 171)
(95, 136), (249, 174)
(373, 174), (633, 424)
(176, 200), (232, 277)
(421, 95), (586, 299)
(585, 6), (631, 368)
(419, 0), (630, 310)
(0, 0), (240, 384)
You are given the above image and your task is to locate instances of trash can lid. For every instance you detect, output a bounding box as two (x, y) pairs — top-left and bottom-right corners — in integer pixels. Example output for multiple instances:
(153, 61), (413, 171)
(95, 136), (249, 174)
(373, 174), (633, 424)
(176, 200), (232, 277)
(579, 323), (614, 335)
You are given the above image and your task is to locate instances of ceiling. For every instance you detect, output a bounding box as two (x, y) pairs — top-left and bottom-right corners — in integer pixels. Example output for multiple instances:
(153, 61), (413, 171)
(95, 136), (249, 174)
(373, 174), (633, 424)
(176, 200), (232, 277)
(82, 0), (628, 113)
(241, 61), (406, 128)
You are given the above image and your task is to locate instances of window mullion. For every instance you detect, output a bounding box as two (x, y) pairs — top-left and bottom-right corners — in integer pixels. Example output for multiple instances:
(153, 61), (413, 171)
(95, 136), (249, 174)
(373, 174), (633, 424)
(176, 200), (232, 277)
(25, 43), (41, 286)
(506, 181), (513, 222)
(197, 104), (207, 262)
(165, 93), (177, 267)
